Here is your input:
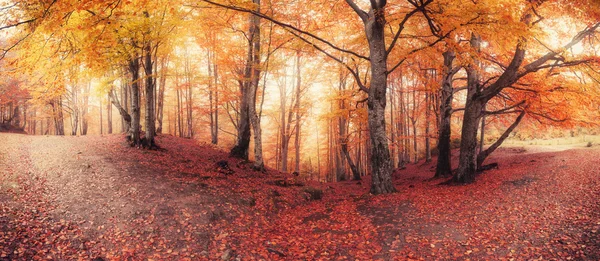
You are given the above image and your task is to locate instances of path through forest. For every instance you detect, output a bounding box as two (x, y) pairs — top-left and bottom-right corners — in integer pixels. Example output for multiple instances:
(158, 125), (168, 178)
(1, 133), (600, 260)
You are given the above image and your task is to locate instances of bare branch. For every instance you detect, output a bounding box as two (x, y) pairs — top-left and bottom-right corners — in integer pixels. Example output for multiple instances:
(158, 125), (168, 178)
(387, 30), (451, 74)
(386, 8), (421, 55)
(345, 0), (368, 22)
(523, 23), (600, 73)
(192, 0), (370, 61)
(484, 100), (526, 115)
(283, 28), (368, 92)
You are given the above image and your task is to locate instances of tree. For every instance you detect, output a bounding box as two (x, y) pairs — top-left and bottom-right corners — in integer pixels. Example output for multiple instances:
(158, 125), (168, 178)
(226, 0), (265, 171)
(196, 0), (446, 194)
(454, 1), (600, 183)
(434, 49), (459, 178)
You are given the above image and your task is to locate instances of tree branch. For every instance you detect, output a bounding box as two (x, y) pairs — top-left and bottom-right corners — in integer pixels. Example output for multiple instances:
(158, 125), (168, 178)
(483, 100), (526, 115)
(192, 0), (370, 61)
(477, 110), (526, 167)
(345, 0), (368, 22)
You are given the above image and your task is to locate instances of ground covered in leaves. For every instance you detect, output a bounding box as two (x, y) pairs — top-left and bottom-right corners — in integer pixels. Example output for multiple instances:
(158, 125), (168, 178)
(1, 133), (599, 260)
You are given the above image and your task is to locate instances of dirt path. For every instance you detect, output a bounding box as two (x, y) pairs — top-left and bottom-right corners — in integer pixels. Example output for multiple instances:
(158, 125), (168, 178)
(0, 134), (228, 260)
(1, 133), (600, 260)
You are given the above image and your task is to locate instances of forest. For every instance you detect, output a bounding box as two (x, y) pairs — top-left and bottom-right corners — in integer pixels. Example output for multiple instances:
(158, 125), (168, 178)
(1, 0), (600, 260)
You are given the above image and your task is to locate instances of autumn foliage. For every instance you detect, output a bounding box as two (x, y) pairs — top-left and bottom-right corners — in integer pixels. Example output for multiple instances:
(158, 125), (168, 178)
(1, 0), (600, 259)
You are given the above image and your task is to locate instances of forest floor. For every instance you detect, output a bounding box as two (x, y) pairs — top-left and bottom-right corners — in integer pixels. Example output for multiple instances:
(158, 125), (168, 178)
(1, 133), (599, 261)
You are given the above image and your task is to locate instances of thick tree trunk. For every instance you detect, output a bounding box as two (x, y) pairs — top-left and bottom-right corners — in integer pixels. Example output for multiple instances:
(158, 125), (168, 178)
(365, 9), (396, 194)
(144, 41), (156, 148)
(156, 57), (167, 134)
(129, 56), (141, 145)
(455, 99), (483, 183)
(435, 50), (456, 178)
(455, 34), (483, 183)
(230, 79), (251, 159)
(232, 0), (262, 166)
(248, 0), (264, 171)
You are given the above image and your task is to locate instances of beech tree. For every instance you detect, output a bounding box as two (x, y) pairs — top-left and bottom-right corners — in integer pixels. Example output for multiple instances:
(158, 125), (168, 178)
(197, 0), (450, 194)
(453, 1), (600, 183)
(434, 49), (459, 178)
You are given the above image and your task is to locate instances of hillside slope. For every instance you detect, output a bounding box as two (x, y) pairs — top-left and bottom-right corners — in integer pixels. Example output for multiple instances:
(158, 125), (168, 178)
(1, 133), (599, 260)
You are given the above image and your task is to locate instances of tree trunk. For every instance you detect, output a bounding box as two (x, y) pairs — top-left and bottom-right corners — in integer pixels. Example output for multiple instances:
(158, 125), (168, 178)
(248, 0), (264, 171)
(20, 105), (26, 130)
(389, 80), (396, 168)
(279, 81), (288, 172)
(435, 50), (456, 178)
(107, 93), (113, 134)
(129, 56), (141, 145)
(119, 79), (126, 133)
(45, 117), (49, 135)
(425, 92), (432, 162)
(455, 34), (483, 183)
(109, 89), (132, 131)
(327, 106), (333, 182)
(185, 55), (193, 138)
(156, 56), (168, 134)
(54, 97), (65, 135)
(208, 50), (219, 144)
(230, 78), (251, 159)
(293, 52), (301, 174)
(397, 79), (407, 169)
(365, 7), (396, 194)
(455, 99), (483, 183)
(31, 109), (36, 134)
(144, 40), (156, 147)
(479, 104), (485, 154)
(412, 117), (418, 163)
(176, 78), (183, 137)
(70, 82), (79, 136)
(337, 68), (360, 180)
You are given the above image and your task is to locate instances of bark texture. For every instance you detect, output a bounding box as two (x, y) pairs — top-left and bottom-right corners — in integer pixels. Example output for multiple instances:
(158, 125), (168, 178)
(435, 50), (456, 178)
(129, 56), (141, 145)
(364, 4), (396, 194)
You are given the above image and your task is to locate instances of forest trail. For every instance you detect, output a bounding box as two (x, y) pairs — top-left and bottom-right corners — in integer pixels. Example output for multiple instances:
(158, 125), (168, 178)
(1, 133), (600, 260)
